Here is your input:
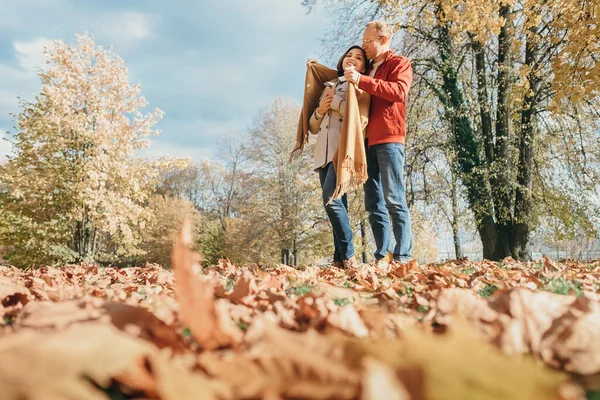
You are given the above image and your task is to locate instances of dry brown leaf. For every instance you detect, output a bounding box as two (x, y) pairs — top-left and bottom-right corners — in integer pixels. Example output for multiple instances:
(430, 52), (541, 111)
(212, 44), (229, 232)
(228, 269), (259, 304)
(361, 357), (411, 400)
(0, 277), (31, 314)
(18, 299), (104, 329)
(0, 323), (155, 400)
(102, 301), (188, 353)
(199, 318), (359, 399)
(116, 354), (232, 400)
(326, 304), (369, 338)
(539, 304), (600, 375)
(172, 220), (243, 350)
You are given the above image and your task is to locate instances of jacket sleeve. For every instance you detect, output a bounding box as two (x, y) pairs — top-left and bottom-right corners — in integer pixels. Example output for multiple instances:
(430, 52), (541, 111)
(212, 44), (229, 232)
(357, 57), (412, 103)
(308, 109), (322, 135)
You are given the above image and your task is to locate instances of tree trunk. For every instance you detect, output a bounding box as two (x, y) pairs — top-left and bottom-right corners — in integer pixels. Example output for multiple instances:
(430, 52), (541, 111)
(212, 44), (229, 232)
(292, 236), (298, 266)
(473, 41), (494, 166)
(450, 177), (463, 258)
(492, 4), (514, 259)
(281, 248), (291, 265)
(74, 216), (95, 261)
(437, 22), (498, 259)
(512, 27), (539, 261)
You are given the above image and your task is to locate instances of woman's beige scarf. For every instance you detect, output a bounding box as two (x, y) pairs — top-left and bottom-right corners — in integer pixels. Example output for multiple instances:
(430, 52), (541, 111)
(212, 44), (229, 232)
(291, 62), (370, 204)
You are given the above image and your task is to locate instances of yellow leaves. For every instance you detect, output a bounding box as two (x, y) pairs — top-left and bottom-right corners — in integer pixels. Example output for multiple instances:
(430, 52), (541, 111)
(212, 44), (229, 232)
(342, 321), (567, 400)
(0, 31), (183, 266)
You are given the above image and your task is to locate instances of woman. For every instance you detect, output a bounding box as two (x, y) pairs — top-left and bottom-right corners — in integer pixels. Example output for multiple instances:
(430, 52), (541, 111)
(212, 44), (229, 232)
(307, 46), (370, 268)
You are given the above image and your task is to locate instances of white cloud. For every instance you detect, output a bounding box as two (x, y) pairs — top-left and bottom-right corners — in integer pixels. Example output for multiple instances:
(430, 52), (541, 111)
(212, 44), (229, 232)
(93, 11), (156, 51)
(13, 37), (55, 72)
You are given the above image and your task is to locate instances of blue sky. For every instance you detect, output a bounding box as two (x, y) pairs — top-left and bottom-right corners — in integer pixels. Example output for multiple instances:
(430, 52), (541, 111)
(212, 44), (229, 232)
(0, 0), (334, 161)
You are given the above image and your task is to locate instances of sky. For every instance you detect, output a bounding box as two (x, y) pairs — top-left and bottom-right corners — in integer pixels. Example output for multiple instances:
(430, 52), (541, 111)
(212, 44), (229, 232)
(0, 0), (332, 162)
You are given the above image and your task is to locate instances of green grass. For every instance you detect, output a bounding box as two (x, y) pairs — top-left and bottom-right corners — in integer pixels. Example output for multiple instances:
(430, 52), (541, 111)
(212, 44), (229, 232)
(235, 321), (249, 331)
(333, 297), (350, 307)
(397, 284), (414, 297)
(286, 283), (313, 296)
(586, 389), (600, 400)
(479, 284), (498, 298)
(225, 276), (236, 291)
(545, 277), (584, 297)
(181, 327), (192, 338)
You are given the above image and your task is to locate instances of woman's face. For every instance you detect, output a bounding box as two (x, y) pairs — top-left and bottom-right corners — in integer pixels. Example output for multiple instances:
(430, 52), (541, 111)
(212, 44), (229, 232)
(342, 48), (366, 73)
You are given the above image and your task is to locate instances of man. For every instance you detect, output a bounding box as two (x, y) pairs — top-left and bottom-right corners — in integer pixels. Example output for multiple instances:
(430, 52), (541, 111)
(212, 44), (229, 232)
(344, 20), (413, 268)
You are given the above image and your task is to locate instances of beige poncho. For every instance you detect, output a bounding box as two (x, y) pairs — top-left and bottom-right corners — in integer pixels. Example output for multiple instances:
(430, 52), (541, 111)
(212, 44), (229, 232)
(291, 62), (370, 203)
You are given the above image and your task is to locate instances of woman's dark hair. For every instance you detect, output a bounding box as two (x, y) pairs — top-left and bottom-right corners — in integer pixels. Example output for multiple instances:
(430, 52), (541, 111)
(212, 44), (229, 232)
(336, 45), (370, 77)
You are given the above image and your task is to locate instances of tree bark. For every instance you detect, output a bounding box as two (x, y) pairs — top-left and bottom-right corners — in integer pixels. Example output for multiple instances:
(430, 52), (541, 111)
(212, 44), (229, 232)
(492, 4), (514, 259)
(437, 22), (498, 259)
(74, 216), (95, 261)
(512, 27), (539, 261)
(473, 41), (494, 166)
(450, 177), (463, 258)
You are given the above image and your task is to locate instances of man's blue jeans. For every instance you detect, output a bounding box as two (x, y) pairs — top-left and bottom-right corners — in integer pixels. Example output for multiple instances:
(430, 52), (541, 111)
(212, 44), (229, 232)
(319, 162), (355, 261)
(364, 142), (412, 261)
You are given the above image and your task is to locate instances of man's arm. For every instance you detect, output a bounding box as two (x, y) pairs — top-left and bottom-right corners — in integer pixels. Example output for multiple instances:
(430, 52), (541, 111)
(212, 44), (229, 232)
(357, 58), (412, 103)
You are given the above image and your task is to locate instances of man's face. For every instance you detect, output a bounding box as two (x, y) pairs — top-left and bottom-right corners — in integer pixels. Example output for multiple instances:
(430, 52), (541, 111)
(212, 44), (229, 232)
(362, 26), (385, 60)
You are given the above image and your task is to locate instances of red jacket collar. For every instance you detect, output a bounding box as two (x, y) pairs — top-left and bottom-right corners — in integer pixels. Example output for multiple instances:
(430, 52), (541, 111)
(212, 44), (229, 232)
(377, 50), (395, 63)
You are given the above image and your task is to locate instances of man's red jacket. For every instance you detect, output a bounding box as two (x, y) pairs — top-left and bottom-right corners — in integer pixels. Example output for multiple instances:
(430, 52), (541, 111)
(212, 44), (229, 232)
(357, 50), (413, 146)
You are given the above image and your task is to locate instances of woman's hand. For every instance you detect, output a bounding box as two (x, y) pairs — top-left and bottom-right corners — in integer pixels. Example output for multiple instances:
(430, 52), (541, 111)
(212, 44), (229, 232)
(317, 87), (334, 115)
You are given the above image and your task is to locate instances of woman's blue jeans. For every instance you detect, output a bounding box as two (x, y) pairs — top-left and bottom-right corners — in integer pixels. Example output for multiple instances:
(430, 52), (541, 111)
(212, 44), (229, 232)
(319, 162), (355, 261)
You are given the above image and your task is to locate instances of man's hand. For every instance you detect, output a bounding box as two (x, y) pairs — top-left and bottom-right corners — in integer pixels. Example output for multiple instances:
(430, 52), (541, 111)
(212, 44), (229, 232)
(344, 67), (361, 84)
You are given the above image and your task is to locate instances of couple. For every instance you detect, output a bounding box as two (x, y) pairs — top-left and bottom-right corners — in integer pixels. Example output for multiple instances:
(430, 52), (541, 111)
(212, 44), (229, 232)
(293, 20), (413, 270)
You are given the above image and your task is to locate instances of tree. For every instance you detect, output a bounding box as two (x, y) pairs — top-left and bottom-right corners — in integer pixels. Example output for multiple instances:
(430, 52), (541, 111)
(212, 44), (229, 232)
(0, 32), (171, 266)
(141, 195), (202, 267)
(302, 0), (600, 260)
(247, 97), (330, 265)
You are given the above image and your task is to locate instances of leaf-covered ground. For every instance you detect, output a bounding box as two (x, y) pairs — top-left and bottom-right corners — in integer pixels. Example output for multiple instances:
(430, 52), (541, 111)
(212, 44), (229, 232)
(1, 229), (599, 399)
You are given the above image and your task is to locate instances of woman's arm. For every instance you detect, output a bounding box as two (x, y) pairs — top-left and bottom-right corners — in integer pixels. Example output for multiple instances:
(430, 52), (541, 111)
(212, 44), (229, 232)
(308, 109), (323, 135)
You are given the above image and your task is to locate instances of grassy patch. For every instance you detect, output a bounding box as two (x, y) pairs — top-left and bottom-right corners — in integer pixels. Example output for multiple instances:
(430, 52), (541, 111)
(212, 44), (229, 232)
(397, 284), (414, 297)
(333, 297), (350, 307)
(235, 321), (249, 331)
(479, 284), (498, 298)
(342, 280), (355, 288)
(181, 327), (192, 338)
(225, 276), (236, 291)
(286, 283), (313, 296)
(545, 277), (584, 297)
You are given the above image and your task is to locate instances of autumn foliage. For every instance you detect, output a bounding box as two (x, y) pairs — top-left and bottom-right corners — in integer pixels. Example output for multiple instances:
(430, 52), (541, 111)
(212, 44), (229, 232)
(1, 220), (599, 399)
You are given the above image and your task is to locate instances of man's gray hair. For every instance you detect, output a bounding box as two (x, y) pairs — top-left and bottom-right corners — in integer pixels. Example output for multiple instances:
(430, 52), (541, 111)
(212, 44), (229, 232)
(365, 20), (393, 41)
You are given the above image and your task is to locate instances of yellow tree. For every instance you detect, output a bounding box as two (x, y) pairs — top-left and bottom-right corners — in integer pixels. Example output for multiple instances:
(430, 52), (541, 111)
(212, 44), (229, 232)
(304, 0), (600, 260)
(247, 97), (330, 265)
(0, 33), (170, 266)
